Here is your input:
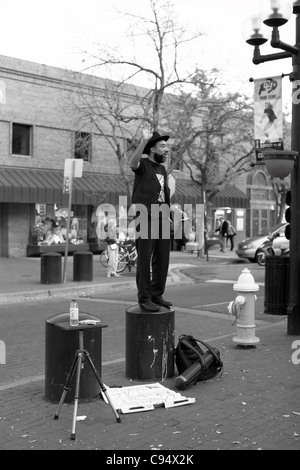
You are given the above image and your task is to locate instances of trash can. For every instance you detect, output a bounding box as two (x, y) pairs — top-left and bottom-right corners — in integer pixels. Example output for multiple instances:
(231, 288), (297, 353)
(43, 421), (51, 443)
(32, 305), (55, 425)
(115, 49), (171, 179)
(73, 251), (93, 281)
(40, 252), (62, 284)
(45, 312), (107, 403)
(126, 305), (175, 380)
(264, 255), (290, 315)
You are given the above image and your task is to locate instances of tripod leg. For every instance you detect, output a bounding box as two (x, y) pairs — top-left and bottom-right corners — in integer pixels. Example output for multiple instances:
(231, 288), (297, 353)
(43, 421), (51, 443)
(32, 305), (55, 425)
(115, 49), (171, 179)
(71, 352), (84, 440)
(54, 353), (79, 420)
(84, 351), (121, 423)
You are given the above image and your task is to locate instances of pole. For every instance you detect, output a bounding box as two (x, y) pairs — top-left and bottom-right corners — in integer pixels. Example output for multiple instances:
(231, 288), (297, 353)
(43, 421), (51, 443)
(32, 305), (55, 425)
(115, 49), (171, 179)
(287, 13), (300, 335)
(246, 5), (300, 334)
(63, 159), (75, 283)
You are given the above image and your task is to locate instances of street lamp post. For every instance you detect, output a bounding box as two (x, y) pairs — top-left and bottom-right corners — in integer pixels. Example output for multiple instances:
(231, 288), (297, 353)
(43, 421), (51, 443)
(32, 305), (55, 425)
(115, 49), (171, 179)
(243, 0), (300, 335)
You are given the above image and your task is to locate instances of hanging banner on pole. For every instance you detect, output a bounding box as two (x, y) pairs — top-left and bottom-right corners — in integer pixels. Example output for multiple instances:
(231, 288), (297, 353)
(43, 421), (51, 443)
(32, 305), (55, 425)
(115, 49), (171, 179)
(253, 76), (284, 162)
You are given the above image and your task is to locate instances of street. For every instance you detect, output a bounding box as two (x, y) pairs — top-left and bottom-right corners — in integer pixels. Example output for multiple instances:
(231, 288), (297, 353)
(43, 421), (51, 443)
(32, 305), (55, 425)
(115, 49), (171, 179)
(1, 254), (298, 451)
(0, 257), (275, 388)
(90, 257), (274, 320)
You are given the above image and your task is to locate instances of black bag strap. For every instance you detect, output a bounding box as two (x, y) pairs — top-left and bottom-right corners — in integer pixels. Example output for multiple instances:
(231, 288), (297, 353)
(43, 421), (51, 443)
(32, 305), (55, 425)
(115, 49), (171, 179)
(194, 337), (223, 370)
(178, 335), (223, 372)
(179, 336), (207, 370)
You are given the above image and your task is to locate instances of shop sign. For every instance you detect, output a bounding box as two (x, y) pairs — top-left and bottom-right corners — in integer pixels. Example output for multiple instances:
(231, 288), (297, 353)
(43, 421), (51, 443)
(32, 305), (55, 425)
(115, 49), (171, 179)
(55, 208), (74, 219)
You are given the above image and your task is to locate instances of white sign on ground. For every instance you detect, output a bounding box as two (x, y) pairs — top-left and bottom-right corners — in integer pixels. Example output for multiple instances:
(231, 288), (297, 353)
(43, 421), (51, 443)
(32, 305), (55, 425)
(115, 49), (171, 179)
(103, 382), (195, 414)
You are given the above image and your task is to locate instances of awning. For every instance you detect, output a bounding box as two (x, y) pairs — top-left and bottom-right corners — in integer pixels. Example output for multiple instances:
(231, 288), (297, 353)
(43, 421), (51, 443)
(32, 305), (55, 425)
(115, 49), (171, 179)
(171, 179), (202, 206)
(211, 185), (250, 209)
(0, 168), (128, 205)
(0, 168), (203, 206)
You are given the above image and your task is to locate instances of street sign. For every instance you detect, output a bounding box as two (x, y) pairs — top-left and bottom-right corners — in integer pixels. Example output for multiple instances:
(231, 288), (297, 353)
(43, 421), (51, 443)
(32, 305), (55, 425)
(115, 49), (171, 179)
(63, 176), (70, 194)
(64, 159), (83, 178)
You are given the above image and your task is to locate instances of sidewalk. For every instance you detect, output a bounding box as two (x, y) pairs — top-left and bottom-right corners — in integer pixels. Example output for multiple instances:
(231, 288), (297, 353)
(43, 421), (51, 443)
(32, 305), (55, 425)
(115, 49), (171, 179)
(0, 249), (299, 451)
(0, 248), (236, 303)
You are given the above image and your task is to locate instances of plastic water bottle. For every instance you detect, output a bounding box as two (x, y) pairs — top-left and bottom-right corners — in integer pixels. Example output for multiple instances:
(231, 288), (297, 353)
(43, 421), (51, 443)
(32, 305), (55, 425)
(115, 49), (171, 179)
(70, 299), (79, 327)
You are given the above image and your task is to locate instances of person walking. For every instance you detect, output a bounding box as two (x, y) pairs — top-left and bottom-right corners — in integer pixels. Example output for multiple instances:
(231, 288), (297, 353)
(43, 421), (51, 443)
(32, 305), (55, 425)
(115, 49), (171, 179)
(104, 217), (120, 278)
(215, 217), (228, 252)
(129, 122), (185, 312)
(226, 221), (236, 251)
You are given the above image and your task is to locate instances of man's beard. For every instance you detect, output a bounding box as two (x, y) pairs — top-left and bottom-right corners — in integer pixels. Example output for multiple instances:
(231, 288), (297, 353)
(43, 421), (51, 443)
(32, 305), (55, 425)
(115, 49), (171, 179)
(153, 152), (166, 164)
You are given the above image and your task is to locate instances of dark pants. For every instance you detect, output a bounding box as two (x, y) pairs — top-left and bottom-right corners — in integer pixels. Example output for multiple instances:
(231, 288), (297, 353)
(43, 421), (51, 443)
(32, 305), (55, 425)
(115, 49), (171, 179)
(135, 217), (171, 304)
(227, 235), (234, 251)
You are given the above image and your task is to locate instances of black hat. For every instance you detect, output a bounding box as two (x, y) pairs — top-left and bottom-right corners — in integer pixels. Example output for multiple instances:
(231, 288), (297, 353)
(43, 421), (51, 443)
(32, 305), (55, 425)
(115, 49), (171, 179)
(143, 131), (169, 155)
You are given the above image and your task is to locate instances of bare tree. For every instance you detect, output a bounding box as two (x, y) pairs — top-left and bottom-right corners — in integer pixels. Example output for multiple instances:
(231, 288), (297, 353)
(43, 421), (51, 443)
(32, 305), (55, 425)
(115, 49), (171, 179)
(81, 0), (206, 128)
(66, 0), (214, 197)
(67, 77), (148, 197)
(68, 0), (254, 207)
(164, 73), (255, 198)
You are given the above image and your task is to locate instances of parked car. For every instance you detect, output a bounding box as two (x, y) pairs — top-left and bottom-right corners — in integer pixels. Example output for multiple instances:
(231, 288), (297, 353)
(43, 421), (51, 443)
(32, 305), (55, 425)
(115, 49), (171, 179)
(272, 226), (290, 255)
(235, 222), (289, 263)
(255, 237), (274, 266)
(256, 228), (290, 266)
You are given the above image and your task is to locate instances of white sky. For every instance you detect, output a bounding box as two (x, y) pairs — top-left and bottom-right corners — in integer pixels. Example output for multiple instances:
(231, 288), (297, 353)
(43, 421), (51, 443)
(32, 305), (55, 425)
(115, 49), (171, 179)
(0, 0), (295, 111)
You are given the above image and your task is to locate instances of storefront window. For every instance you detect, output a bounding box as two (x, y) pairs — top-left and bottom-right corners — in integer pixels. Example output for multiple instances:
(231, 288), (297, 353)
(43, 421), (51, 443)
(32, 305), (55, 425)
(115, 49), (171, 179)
(31, 204), (88, 246)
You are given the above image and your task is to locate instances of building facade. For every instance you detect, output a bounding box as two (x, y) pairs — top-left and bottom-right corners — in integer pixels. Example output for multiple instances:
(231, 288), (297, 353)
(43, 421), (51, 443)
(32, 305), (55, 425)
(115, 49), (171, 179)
(0, 55), (279, 258)
(0, 55), (204, 257)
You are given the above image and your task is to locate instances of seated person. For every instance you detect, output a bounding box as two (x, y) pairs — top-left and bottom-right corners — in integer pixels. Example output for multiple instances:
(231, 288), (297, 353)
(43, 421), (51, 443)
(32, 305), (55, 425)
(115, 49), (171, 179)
(41, 218), (53, 236)
(45, 224), (65, 245)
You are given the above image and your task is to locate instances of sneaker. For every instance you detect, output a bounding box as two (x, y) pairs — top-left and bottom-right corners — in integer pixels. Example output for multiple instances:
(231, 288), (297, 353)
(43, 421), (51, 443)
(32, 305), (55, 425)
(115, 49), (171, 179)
(106, 274), (111, 278)
(111, 273), (120, 277)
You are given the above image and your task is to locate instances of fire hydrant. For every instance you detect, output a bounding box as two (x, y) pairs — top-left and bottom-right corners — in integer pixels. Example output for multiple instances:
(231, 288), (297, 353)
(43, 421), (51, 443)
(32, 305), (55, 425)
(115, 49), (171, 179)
(228, 268), (260, 347)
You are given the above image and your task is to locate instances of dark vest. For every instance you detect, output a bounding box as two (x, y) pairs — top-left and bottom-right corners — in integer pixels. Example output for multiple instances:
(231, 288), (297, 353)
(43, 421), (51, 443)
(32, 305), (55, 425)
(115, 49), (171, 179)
(131, 158), (170, 207)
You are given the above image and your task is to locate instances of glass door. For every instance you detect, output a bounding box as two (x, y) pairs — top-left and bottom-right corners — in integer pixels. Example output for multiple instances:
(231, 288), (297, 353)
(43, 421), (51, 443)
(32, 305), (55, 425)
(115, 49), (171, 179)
(252, 208), (269, 237)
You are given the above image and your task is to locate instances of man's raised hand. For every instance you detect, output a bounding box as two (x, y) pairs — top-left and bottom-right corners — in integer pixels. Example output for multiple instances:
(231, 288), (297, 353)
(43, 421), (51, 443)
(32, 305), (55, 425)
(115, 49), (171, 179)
(142, 121), (152, 141)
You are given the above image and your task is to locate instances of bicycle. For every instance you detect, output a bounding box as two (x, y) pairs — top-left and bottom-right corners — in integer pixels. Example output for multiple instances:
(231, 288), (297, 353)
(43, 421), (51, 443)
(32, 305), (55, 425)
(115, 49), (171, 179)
(100, 239), (137, 273)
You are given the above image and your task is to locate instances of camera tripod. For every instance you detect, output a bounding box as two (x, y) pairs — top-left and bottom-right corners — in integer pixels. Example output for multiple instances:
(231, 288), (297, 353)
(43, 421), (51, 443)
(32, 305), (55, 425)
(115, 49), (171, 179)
(54, 327), (121, 440)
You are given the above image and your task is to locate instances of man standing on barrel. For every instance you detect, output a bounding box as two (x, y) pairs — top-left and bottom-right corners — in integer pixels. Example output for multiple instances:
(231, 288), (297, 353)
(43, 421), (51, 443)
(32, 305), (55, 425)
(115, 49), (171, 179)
(129, 122), (186, 312)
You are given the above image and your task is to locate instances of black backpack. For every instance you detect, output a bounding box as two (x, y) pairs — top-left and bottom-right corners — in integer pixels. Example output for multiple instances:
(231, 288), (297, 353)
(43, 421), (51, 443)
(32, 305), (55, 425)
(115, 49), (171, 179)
(175, 334), (223, 388)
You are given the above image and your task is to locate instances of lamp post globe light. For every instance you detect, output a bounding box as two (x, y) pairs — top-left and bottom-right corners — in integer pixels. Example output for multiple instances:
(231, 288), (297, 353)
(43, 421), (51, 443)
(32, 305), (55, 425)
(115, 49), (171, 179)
(243, 0), (300, 335)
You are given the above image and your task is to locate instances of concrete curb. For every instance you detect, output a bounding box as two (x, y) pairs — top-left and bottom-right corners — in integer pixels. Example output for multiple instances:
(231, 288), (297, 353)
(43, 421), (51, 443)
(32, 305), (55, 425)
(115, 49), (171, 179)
(0, 264), (195, 304)
(0, 281), (137, 304)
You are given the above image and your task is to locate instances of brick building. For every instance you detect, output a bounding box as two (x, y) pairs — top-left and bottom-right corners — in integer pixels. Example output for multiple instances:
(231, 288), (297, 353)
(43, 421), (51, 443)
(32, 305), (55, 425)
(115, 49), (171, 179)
(0, 55), (207, 257)
(2, 54), (285, 259)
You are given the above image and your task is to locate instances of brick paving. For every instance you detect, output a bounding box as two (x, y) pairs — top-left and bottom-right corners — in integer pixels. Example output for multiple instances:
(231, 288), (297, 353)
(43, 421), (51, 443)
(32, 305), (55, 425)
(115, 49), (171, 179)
(0, 251), (299, 452)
